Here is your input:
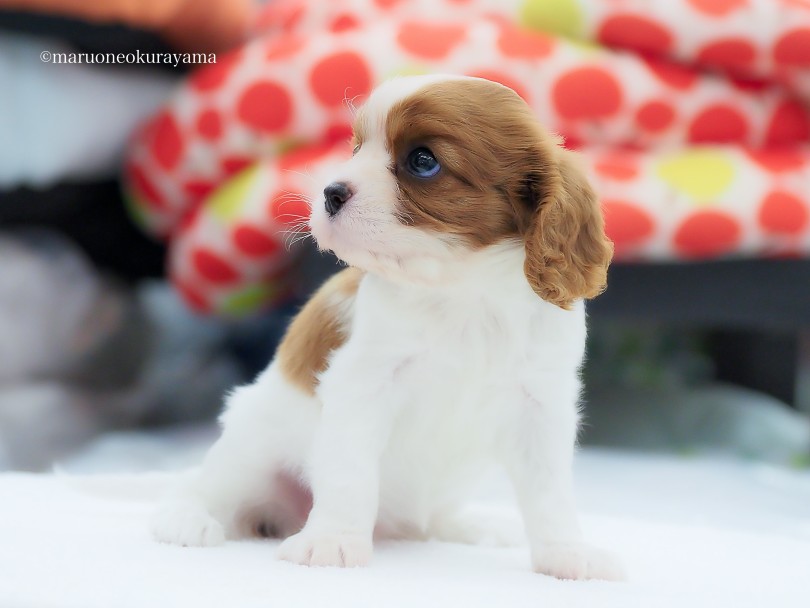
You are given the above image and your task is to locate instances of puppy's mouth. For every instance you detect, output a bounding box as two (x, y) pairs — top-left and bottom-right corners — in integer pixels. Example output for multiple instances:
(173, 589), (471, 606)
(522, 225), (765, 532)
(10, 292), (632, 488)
(309, 205), (464, 285)
(309, 204), (385, 260)
(310, 183), (391, 251)
(309, 197), (351, 251)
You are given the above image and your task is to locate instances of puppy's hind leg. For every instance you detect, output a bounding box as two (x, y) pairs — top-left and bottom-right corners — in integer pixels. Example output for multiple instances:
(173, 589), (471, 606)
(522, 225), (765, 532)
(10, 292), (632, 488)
(151, 366), (318, 547)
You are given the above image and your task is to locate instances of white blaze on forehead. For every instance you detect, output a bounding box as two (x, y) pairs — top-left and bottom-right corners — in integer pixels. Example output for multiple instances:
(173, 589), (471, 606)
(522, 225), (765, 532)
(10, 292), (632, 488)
(359, 74), (475, 141)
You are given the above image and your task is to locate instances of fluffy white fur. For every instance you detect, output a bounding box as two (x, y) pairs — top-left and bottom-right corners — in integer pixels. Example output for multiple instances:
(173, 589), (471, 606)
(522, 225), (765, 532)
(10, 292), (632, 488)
(151, 75), (623, 581)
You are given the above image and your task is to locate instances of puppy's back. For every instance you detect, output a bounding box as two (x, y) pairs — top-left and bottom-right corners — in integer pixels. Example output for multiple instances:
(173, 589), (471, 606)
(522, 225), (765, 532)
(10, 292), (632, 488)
(276, 268), (363, 396)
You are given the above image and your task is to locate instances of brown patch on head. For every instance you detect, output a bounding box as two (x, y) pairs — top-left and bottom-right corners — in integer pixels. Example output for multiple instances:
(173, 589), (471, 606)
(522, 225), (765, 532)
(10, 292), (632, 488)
(384, 79), (539, 246)
(276, 267), (363, 395)
(383, 78), (613, 307)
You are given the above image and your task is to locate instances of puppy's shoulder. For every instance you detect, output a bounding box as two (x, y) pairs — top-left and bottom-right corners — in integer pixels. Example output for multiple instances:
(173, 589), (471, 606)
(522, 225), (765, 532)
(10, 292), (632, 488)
(276, 267), (364, 395)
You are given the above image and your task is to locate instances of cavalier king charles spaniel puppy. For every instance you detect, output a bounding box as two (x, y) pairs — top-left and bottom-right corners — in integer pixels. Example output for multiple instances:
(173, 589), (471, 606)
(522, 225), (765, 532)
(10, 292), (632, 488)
(152, 75), (621, 580)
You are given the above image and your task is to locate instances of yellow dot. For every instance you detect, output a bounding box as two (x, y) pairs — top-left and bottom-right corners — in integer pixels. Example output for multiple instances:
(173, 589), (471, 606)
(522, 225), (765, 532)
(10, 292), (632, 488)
(276, 137), (307, 156)
(209, 164), (259, 223)
(386, 65), (432, 79)
(123, 192), (151, 231)
(656, 150), (736, 201)
(520, 0), (584, 39)
(220, 283), (277, 316)
(566, 38), (601, 54)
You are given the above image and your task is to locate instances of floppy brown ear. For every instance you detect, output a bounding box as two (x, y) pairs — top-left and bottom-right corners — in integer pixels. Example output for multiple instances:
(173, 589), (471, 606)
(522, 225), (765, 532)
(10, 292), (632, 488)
(523, 149), (614, 309)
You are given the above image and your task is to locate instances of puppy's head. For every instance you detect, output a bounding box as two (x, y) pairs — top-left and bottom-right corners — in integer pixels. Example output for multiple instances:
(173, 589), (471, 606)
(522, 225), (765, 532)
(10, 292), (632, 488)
(309, 75), (613, 308)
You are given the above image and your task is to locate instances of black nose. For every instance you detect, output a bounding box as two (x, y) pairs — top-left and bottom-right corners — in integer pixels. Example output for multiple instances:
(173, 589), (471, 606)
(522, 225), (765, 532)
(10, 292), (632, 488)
(324, 182), (353, 217)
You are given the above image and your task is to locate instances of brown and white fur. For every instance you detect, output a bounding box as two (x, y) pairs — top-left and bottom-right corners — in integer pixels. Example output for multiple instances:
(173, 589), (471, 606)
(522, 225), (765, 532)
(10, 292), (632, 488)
(151, 75), (621, 580)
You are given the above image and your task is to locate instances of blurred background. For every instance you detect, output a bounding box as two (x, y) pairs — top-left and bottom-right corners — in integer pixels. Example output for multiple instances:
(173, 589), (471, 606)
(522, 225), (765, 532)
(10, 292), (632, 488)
(1, 0), (809, 474)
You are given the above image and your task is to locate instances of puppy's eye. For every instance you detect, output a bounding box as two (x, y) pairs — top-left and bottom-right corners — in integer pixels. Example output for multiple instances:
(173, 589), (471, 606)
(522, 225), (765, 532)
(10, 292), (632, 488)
(352, 143), (361, 156)
(406, 147), (440, 178)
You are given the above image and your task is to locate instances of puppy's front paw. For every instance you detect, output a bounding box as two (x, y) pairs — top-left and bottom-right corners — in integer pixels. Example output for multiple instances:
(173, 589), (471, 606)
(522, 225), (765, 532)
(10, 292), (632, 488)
(151, 500), (225, 547)
(533, 542), (625, 581)
(277, 529), (372, 567)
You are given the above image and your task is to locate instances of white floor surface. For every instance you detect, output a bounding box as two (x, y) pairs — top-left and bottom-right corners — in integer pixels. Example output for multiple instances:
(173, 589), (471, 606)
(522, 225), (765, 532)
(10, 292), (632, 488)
(1, 426), (808, 608)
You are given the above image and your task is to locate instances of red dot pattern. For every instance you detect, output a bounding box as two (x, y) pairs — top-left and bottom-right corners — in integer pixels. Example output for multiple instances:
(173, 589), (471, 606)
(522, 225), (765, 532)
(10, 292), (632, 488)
(598, 14), (673, 55)
(553, 67), (622, 120)
(192, 249), (240, 284)
(268, 191), (311, 226)
(237, 82), (293, 134)
(729, 76), (770, 93)
(497, 23), (554, 58)
(331, 14), (361, 32)
(196, 109), (223, 140)
(687, 0), (748, 17)
(758, 191), (808, 235)
(643, 57), (699, 90)
(177, 200), (205, 232)
(602, 200), (655, 250)
(220, 156), (254, 177)
(322, 123), (354, 146)
(278, 143), (339, 171)
(397, 22), (468, 60)
(266, 37), (306, 61)
(746, 149), (807, 172)
(233, 225), (282, 257)
(310, 51), (372, 107)
(122, 2), (810, 314)
(174, 278), (210, 313)
(636, 101), (676, 132)
(773, 28), (810, 66)
(183, 180), (217, 202)
(765, 100), (810, 145)
(688, 105), (748, 143)
(674, 211), (742, 258)
(190, 52), (239, 92)
(127, 163), (167, 212)
(697, 38), (756, 69)
(150, 112), (184, 171)
(594, 155), (640, 180)
(280, 4), (306, 31)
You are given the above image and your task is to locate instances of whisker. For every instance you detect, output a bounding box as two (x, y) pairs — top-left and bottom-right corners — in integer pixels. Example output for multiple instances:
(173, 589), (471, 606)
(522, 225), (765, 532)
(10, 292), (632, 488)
(278, 225), (310, 237)
(276, 191), (313, 203)
(282, 226), (314, 250)
(281, 168), (318, 184)
(279, 218), (311, 229)
(275, 216), (311, 227)
(344, 94), (361, 117)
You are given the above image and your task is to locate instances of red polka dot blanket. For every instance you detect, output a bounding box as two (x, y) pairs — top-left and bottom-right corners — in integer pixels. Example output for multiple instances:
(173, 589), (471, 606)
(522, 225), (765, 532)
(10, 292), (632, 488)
(124, 0), (810, 315)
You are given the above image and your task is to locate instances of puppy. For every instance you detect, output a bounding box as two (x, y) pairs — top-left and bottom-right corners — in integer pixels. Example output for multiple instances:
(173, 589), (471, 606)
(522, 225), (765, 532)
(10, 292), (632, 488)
(152, 75), (620, 580)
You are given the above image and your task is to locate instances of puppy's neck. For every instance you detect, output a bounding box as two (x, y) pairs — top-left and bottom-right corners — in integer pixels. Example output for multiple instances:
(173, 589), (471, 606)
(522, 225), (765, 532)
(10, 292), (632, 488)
(365, 240), (527, 298)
